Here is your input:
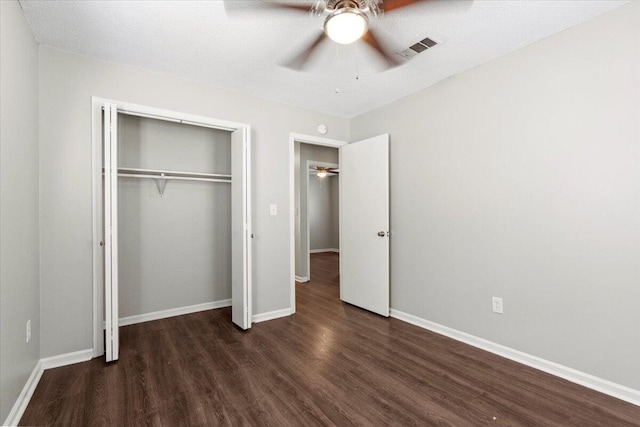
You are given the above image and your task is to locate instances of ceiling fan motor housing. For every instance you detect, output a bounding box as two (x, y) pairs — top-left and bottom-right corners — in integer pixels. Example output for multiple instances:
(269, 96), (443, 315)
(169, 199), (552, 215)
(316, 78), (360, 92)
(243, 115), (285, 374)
(327, 0), (371, 11)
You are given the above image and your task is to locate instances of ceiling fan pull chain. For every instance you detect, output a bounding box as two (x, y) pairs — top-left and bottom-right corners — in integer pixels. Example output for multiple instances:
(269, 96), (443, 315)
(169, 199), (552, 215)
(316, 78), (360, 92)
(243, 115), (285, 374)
(334, 43), (341, 94)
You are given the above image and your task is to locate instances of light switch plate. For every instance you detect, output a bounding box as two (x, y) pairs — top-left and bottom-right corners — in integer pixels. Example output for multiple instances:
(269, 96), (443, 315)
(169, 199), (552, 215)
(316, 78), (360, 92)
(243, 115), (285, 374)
(270, 204), (277, 216)
(492, 296), (503, 314)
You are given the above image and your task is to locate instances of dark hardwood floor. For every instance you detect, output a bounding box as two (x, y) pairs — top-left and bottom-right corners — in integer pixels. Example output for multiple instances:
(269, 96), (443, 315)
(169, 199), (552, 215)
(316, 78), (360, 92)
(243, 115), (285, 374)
(21, 252), (640, 426)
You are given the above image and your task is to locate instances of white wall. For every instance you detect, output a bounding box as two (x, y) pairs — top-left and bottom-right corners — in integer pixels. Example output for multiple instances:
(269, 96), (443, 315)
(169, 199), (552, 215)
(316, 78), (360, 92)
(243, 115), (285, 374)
(38, 46), (349, 357)
(294, 143), (339, 278)
(351, 2), (640, 390)
(118, 116), (232, 318)
(0, 0), (41, 421)
(309, 175), (339, 250)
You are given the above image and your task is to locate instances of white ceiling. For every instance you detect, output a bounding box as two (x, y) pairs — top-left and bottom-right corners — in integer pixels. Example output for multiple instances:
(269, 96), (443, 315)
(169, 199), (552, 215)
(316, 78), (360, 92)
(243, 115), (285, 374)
(19, 0), (627, 118)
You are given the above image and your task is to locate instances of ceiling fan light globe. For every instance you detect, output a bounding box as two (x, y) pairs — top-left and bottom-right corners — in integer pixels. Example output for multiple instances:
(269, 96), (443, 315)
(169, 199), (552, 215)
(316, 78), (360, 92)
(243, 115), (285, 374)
(324, 8), (368, 45)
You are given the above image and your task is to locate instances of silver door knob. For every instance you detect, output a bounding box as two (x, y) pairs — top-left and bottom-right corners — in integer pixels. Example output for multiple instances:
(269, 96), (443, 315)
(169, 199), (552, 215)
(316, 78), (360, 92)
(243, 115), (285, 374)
(377, 231), (385, 237)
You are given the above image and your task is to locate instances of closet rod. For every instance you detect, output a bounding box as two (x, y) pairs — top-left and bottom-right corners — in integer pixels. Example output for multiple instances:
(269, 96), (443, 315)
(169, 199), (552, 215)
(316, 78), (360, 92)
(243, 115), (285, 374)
(119, 167), (231, 179)
(118, 173), (231, 184)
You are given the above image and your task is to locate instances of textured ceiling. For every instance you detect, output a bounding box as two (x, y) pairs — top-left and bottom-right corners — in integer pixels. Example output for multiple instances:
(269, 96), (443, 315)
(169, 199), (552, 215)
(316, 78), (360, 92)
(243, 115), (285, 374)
(19, 0), (627, 118)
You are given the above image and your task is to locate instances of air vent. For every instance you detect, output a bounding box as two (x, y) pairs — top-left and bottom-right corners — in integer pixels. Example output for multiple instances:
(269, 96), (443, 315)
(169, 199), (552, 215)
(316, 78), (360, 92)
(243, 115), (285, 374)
(397, 36), (439, 60)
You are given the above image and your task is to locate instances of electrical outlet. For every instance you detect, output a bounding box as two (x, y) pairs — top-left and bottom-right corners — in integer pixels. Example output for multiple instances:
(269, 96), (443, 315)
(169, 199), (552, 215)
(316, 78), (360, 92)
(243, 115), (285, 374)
(26, 320), (31, 343)
(492, 297), (503, 314)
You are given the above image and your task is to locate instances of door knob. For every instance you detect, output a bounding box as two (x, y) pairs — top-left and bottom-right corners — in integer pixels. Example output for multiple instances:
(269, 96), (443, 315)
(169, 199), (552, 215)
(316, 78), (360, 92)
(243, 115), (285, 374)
(377, 231), (385, 237)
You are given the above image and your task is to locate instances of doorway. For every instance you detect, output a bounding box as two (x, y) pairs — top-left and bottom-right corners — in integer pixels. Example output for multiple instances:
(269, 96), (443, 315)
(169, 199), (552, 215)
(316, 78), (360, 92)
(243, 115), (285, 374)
(289, 134), (347, 313)
(306, 159), (339, 282)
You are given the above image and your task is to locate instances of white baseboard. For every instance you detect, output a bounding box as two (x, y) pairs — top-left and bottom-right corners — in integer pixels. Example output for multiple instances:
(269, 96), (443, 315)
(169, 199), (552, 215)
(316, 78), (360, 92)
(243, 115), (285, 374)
(3, 348), (93, 426)
(295, 276), (309, 282)
(309, 248), (340, 253)
(40, 348), (93, 370)
(3, 361), (43, 427)
(117, 299), (232, 327)
(390, 309), (640, 407)
(252, 307), (292, 324)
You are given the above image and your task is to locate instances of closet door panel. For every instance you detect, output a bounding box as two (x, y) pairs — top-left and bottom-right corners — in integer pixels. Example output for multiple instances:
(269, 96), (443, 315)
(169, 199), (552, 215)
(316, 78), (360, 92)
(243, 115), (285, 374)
(103, 103), (119, 362)
(231, 128), (251, 330)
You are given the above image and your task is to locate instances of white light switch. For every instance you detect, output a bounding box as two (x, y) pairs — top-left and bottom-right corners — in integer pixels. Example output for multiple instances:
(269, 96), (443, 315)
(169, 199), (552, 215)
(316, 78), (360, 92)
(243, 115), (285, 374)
(270, 204), (278, 216)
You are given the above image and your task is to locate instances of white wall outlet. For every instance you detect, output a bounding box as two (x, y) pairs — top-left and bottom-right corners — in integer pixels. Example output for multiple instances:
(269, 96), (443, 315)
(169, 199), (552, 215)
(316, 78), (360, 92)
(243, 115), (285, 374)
(270, 204), (277, 216)
(26, 319), (31, 343)
(492, 297), (503, 314)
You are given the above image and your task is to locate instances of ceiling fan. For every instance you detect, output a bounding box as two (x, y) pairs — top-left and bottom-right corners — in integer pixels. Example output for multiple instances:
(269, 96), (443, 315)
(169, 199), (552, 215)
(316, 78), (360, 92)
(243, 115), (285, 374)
(310, 166), (340, 177)
(227, 0), (429, 70)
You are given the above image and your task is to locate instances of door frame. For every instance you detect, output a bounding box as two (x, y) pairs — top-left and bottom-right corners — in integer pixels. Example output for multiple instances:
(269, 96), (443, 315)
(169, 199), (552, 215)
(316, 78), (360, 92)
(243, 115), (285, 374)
(305, 160), (339, 282)
(288, 133), (347, 314)
(91, 97), (252, 357)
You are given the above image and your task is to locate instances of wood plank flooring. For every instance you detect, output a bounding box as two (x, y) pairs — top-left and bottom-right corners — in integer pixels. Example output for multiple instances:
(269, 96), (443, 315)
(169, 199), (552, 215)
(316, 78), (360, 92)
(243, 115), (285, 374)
(21, 252), (640, 426)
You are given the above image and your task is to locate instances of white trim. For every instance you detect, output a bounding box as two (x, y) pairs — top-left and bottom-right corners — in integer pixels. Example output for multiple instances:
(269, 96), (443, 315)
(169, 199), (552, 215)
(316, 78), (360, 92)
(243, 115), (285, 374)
(40, 349), (94, 370)
(309, 248), (340, 253)
(290, 133), (349, 149)
(4, 349), (94, 426)
(91, 98), (103, 358)
(101, 300), (233, 328)
(118, 299), (232, 327)
(289, 133), (347, 315)
(3, 361), (43, 427)
(252, 307), (293, 324)
(295, 276), (309, 282)
(389, 309), (640, 407)
(94, 97), (250, 131)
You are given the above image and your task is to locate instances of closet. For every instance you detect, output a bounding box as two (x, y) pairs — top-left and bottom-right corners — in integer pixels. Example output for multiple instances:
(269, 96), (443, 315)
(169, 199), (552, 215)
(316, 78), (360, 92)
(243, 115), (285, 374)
(95, 100), (252, 362)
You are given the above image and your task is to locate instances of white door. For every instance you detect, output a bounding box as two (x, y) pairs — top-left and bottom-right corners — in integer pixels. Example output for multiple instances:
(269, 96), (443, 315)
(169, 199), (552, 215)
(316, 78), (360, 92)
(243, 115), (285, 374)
(340, 134), (390, 316)
(103, 103), (119, 361)
(231, 128), (252, 329)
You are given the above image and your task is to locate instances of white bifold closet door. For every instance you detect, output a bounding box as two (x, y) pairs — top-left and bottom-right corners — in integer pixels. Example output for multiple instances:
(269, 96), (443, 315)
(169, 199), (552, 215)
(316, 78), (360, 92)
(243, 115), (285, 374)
(231, 127), (252, 330)
(102, 103), (252, 363)
(103, 103), (119, 362)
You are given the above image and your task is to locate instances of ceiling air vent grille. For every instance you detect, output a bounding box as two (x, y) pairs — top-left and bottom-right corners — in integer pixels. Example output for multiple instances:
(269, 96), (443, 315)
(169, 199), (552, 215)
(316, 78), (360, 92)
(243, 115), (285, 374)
(397, 37), (439, 60)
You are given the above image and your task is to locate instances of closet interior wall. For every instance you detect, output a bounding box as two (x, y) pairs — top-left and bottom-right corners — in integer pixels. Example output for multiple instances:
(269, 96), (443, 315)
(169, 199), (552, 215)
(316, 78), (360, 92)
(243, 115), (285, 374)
(117, 115), (232, 320)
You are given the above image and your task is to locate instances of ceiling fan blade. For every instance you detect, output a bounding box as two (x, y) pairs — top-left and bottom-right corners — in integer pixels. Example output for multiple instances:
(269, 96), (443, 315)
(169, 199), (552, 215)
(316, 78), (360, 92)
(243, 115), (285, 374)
(362, 29), (402, 68)
(262, 1), (313, 12)
(381, 0), (425, 13)
(224, 1), (311, 15)
(382, 0), (473, 14)
(281, 31), (327, 70)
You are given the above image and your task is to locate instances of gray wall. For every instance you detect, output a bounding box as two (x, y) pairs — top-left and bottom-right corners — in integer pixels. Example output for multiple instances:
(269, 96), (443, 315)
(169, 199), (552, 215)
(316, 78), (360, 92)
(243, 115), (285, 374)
(350, 2), (640, 390)
(294, 143), (339, 279)
(118, 116), (231, 318)
(329, 176), (339, 249)
(38, 46), (349, 357)
(0, 0), (41, 421)
(309, 174), (339, 250)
